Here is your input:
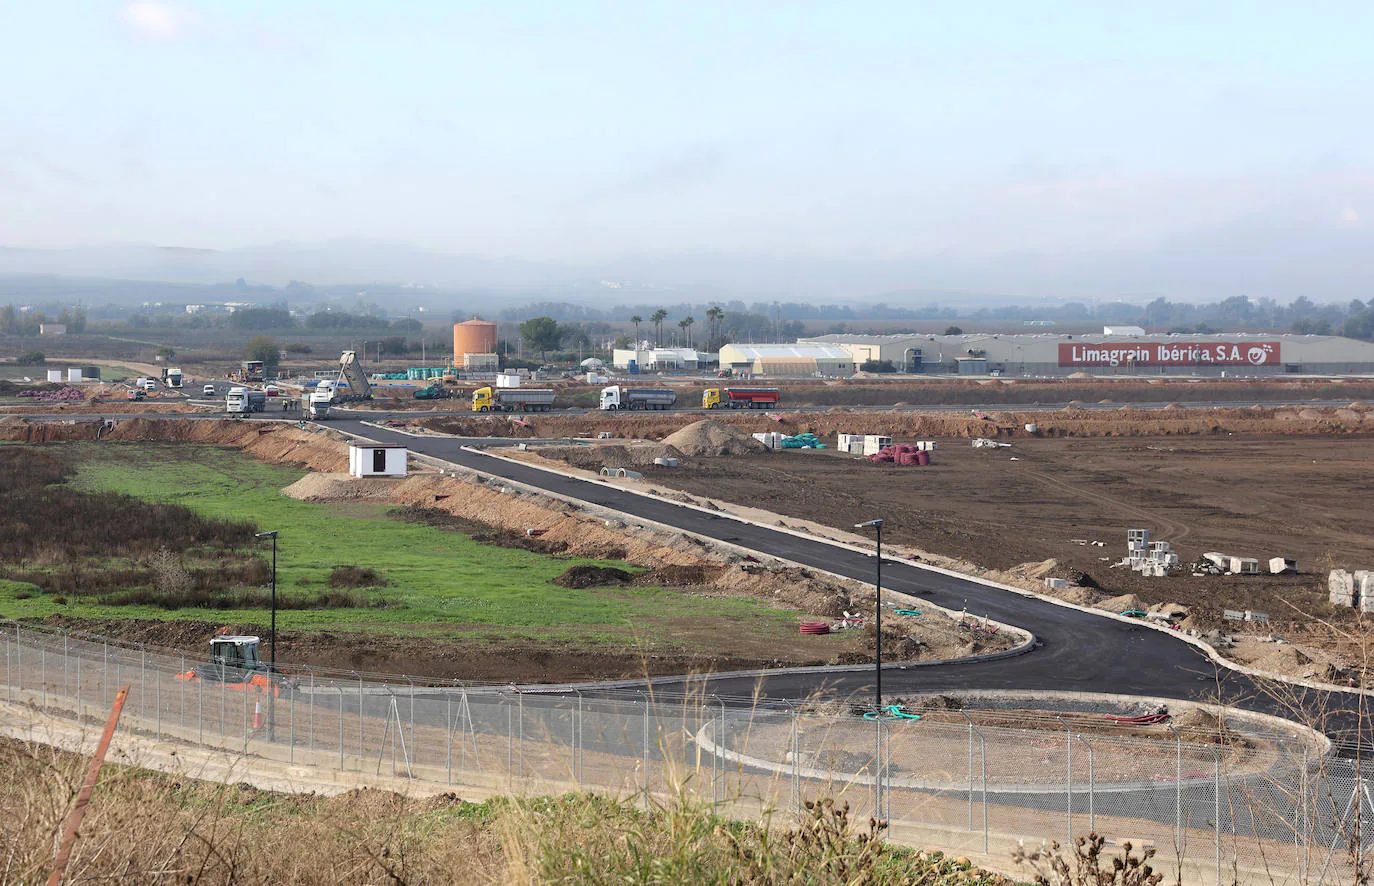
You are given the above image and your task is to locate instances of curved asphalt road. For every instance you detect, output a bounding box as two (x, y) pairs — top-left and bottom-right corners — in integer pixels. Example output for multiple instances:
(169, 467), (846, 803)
(329, 418), (1268, 707)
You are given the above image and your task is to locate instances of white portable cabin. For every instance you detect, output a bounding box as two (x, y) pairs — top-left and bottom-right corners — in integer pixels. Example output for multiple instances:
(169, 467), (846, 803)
(348, 443), (408, 478)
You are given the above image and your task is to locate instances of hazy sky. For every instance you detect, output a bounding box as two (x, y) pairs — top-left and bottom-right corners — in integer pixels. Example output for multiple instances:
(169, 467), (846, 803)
(3, 1), (1372, 269)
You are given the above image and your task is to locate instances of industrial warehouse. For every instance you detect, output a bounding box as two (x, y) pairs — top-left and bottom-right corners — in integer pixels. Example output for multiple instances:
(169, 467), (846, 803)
(801, 330), (1374, 376)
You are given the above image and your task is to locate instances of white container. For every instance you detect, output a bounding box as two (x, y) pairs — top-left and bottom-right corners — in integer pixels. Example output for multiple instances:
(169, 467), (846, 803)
(67, 368), (83, 382)
(348, 444), (408, 478)
(915, 440), (937, 451)
(862, 435), (893, 456)
(1229, 557), (1260, 575)
(46, 370), (63, 383)
(496, 372), (522, 388)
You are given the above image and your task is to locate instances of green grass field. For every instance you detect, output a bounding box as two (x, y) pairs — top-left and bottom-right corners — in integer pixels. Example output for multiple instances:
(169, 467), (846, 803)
(0, 443), (800, 646)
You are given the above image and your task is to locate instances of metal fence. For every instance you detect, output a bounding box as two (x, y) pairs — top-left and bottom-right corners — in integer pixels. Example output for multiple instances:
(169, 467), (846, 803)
(1, 620), (1370, 885)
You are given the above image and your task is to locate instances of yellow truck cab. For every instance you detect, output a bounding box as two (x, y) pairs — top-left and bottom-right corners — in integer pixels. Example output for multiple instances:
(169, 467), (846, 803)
(472, 386), (496, 412)
(702, 388), (722, 409)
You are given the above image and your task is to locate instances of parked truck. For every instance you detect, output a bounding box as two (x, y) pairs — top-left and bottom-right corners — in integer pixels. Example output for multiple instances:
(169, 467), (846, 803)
(162, 367), (184, 388)
(599, 385), (677, 411)
(301, 390), (332, 419)
(226, 387), (267, 413)
(702, 387), (781, 409)
(472, 386), (556, 412)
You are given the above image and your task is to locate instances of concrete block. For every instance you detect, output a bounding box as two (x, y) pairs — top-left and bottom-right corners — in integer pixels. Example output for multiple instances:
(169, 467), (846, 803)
(1269, 557), (1296, 574)
(1229, 557), (1260, 575)
(1330, 570), (1355, 607)
(1044, 577), (1068, 590)
(1203, 552), (1229, 569)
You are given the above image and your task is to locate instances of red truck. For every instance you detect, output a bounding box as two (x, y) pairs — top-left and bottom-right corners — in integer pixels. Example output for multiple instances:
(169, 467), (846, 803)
(702, 387), (781, 409)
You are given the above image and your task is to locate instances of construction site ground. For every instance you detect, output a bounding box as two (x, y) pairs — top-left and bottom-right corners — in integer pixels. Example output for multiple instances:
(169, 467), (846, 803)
(493, 407), (1374, 685)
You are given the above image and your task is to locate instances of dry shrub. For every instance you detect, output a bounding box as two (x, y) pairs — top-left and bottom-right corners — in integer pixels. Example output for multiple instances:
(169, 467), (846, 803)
(326, 565), (388, 589)
(1013, 834), (1164, 885)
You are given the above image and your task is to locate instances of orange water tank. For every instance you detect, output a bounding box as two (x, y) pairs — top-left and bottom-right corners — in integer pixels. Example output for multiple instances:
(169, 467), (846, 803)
(453, 317), (498, 361)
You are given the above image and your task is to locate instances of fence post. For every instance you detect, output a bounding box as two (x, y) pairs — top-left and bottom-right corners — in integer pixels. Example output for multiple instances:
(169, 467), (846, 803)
(786, 700), (799, 818)
(198, 669), (203, 746)
(1077, 733), (1094, 834)
(139, 644), (146, 721)
(505, 693), (513, 792)
(288, 676), (294, 764)
(1213, 745), (1222, 886)
(63, 632), (69, 701)
(1057, 715), (1072, 846)
(40, 644), (46, 712)
(713, 695), (725, 808)
(1298, 745), (1308, 882)
(1166, 724), (1182, 858)
(75, 648), (81, 720)
(335, 684), (345, 770)
(574, 688), (583, 785)
(3, 628), (11, 702)
(518, 690), (525, 780)
(155, 662), (161, 739)
(303, 667), (315, 756)
(960, 711), (988, 851)
(637, 691), (650, 811)
(14, 624), (20, 699)
(353, 671), (364, 769)
(404, 675), (416, 769)
(179, 653), (186, 734)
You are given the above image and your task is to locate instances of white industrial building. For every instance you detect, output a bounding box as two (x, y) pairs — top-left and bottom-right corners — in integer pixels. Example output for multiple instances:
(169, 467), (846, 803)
(799, 332), (1374, 376)
(348, 443), (408, 478)
(717, 343), (855, 377)
(611, 346), (700, 371)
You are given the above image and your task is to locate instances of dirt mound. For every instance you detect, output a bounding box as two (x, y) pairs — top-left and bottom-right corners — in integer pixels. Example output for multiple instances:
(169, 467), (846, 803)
(282, 473), (400, 502)
(662, 420), (766, 456)
(552, 564), (634, 588)
(1098, 593), (1144, 612)
(545, 442), (686, 470)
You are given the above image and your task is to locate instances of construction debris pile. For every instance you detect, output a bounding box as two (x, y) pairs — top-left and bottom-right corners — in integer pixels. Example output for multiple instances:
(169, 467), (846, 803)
(1329, 569), (1374, 612)
(1192, 552), (1265, 576)
(1119, 529), (1180, 577)
(17, 386), (85, 401)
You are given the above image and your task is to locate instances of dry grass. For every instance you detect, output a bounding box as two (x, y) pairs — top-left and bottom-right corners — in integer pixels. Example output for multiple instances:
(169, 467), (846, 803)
(0, 736), (1012, 885)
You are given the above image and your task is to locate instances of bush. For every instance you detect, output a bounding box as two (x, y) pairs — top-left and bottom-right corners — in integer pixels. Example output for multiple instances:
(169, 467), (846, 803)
(326, 565), (388, 588)
(859, 359), (897, 373)
(16, 351), (45, 365)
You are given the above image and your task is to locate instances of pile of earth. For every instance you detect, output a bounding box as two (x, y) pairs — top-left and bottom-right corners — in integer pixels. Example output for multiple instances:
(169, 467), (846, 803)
(543, 442), (686, 470)
(551, 564), (634, 588)
(661, 420), (766, 456)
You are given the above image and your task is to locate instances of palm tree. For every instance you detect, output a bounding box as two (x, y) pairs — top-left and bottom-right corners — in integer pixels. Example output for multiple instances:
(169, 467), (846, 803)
(650, 309), (668, 346)
(679, 316), (695, 348)
(630, 314), (642, 344)
(705, 306), (723, 346)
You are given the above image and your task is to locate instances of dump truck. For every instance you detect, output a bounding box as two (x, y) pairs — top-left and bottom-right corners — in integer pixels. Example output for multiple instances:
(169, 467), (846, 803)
(301, 390), (332, 419)
(702, 387), (781, 409)
(599, 385), (677, 411)
(174, 635), (288, 696)
(333, 350), (373, 402)
(226, 387), (267, 413)
(413, 383), (453, 400)
(162, 367), (184, 388)
(472, 386), (556, 412)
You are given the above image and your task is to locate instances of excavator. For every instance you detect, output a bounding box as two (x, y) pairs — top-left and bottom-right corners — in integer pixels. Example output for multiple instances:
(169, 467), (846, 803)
(174, 634), (291, 697)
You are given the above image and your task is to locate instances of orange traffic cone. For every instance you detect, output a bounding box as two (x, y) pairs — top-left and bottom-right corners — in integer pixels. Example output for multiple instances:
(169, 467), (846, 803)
(253, 700), (263, 730)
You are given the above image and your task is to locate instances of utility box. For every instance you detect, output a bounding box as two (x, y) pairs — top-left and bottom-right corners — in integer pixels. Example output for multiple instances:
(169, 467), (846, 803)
(348, 443), (407, 478)
(495, 372), (522, 388)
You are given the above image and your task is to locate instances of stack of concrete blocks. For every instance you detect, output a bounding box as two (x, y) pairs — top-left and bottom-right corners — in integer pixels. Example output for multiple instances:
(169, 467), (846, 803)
(1330, 570), (1356, 607)
(1127, 529), (1151, 570)
(1360, 571), (1374, 614)
(752, 432), (786, 451)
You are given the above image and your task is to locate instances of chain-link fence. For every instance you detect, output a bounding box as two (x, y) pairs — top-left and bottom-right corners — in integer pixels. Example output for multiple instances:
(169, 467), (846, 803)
(1, 619), (1369, 885)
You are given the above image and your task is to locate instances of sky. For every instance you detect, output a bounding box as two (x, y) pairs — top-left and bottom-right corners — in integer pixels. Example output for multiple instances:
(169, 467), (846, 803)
(2, 1), (1373, 294)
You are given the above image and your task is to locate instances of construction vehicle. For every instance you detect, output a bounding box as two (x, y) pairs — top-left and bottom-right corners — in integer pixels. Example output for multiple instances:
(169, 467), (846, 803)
(413, 383), (453, 400)
(330, 350), (373, 402)
(174, 635), (288, 696)
(301, 390), (332, 419)
(599, 385), (677, 411)
(233, 361), (266, 383)
(126, 388), (145, 401)
(162, 367), (184, 389)
(226, 387), (267, 413)
(472, 385), (556, 412)
(702, 387), (781, 409)
(202, 383), (217, 397)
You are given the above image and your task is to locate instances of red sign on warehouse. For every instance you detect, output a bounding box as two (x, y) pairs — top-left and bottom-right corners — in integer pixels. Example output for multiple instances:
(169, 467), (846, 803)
(1058, 341), (1281, 368)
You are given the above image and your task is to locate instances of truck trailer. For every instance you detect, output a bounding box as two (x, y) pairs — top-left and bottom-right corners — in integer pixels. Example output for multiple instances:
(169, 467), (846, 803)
(599, 385), (677, 411)
(472, 386), (556, 412)
(702, 387), (781, 409)
(226, 387), (267, 413)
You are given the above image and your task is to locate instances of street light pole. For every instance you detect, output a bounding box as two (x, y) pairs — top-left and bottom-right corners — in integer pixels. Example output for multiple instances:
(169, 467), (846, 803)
(855, 519), (884, 713)
(255, 530), (278, 741)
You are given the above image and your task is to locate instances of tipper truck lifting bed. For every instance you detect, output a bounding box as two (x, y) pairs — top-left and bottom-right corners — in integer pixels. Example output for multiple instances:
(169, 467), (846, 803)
(703, 387), (780, 409)
(599, 385), (677, 411)
(472, 386), (556, 412)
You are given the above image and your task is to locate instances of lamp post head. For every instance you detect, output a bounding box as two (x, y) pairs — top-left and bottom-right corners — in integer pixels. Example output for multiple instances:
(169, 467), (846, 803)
(254, 530), (278, 539)
(854, 519), (884, 530)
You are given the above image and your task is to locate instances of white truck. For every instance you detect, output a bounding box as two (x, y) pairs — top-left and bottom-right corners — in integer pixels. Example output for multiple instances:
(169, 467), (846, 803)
(163, 368), (184, 389)
(226, 387), (266, 413)
(599, 385), (677, 411)
(301, 390), (332, 420)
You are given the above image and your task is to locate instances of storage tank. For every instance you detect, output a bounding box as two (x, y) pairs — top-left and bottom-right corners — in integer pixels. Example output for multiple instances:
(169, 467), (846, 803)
(453, 318), (498, 362)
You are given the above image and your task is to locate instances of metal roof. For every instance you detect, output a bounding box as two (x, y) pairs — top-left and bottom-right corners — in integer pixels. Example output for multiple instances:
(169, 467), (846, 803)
(721, 343), (852, 361)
